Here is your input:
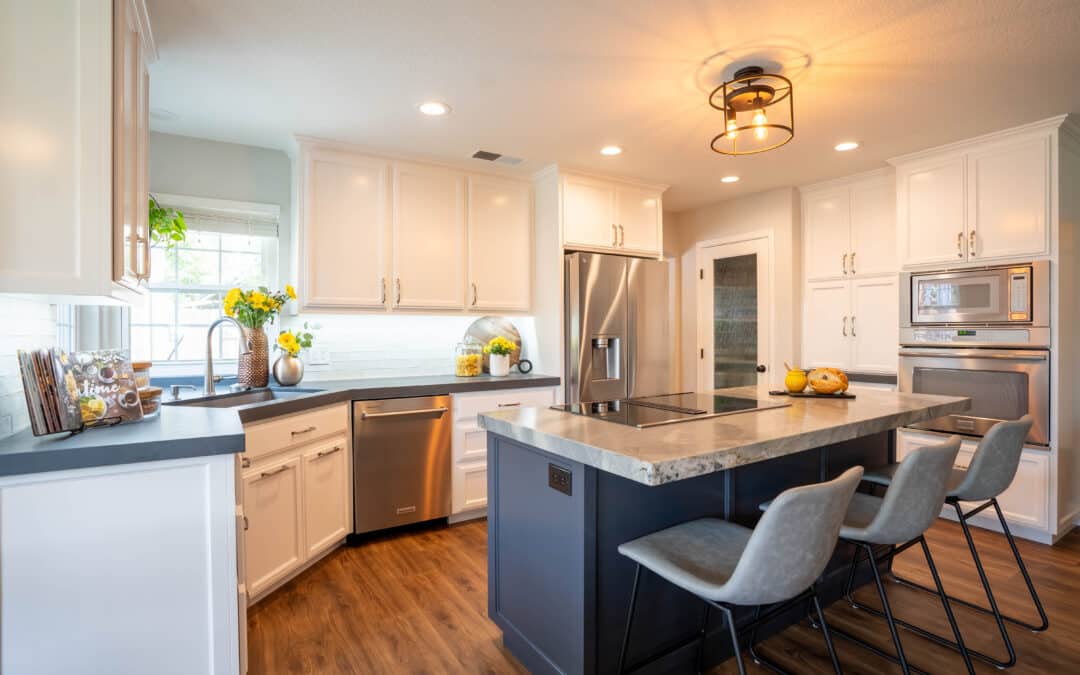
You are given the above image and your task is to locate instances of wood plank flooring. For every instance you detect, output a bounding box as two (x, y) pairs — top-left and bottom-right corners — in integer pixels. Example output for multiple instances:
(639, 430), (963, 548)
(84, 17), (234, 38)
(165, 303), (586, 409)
(248, 518), (1080, 674)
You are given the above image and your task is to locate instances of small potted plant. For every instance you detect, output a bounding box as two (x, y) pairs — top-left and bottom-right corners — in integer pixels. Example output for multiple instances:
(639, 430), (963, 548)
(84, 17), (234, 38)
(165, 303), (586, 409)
(483, 336), (517, 377)
(273, 323), (315, 386)
(223, 284), (297, 387)
(149, 196), (187, 249)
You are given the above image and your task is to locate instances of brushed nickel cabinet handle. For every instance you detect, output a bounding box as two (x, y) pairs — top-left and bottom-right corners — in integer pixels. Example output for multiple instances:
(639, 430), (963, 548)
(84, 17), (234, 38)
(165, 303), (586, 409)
(842, 253), (848, 275)
(497, 402), (521, 408)
(380, 277), (387, 305)
(850, 251), (856, 275)
(956, 231), (964, 257)
(258, 465), (289, 480)
(842, 316), (848, 337)
(395, 278), (401, 304)
(618, 225), (625, 247)
(612, 224), (618, 246)
(471, 282), (478, 306)
(291, 425), (317, 437)
(852, 315), (857, 337)
(243, 515), (249, 531)
(315, 446), (343, 459)
(138, 236), (151, 283)
(969, 229), (977, 257)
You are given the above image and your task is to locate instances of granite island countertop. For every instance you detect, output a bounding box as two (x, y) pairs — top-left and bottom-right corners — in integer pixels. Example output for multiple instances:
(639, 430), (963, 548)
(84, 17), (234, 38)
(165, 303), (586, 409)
(0, 372), (559, 477)
(478, 384), (970, 486)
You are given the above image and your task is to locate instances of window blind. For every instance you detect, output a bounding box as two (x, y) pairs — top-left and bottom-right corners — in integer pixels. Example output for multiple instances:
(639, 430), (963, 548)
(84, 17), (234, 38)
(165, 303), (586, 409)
(152, 192), (280, 238)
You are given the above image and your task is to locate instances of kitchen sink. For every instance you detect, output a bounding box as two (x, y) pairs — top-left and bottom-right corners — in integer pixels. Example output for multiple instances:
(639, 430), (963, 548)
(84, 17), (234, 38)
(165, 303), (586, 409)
(166, 388), (324, 409)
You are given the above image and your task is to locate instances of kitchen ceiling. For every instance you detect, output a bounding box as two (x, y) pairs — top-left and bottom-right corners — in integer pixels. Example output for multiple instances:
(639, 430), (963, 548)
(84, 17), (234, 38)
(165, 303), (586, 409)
(146, 0), (1080, 212)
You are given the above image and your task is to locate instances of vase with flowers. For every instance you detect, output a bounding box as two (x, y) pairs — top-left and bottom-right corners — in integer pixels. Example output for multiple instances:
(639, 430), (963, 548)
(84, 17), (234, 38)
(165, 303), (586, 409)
(223, 284), (297, 388)
(273, 323), (316, 386)
(483, 336), (517, 377)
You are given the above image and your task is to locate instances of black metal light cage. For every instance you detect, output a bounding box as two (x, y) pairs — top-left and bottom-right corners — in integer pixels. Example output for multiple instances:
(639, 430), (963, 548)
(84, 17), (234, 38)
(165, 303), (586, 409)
(709, 67), (794, 156)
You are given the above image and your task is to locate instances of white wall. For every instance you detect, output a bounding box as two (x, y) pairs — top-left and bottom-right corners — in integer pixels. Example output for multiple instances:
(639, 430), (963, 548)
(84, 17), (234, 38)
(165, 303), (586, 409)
(668, 187), (801, 390)
(0, 296), (58, 439)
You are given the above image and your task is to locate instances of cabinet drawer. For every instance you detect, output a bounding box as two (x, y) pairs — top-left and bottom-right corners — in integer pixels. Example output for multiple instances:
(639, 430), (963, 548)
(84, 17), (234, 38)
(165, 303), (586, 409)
(243, 403), (348, 462)
(452, 387), (556, 422)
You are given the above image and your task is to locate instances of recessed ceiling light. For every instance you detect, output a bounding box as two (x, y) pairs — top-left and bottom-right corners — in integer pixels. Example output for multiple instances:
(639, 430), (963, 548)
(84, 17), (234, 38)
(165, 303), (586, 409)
(418, 101), (451, 116)
(834, 141), (860, 152)
(721, 175), (740, 183)
(600, 145), (623, 156)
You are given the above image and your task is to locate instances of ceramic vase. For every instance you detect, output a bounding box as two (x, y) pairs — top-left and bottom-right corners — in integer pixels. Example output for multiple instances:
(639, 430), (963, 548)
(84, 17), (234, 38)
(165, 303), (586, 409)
(238, 326), (269, 388)
(489, 353), (510, 377)
(272, 353), (305, 386)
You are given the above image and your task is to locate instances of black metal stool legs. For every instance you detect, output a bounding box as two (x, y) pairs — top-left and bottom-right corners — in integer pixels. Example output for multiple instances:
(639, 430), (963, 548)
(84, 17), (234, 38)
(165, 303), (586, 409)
(717, 604), (747, 675)
(747, 586), (843, 675)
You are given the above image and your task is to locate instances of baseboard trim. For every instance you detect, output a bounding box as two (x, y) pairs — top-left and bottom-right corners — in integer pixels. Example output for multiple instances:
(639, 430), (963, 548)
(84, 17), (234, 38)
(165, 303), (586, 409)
(449, 508), (487, 524)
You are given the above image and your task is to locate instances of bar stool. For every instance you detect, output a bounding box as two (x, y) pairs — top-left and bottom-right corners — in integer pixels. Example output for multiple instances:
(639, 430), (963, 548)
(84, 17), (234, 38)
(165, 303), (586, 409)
(860, 415), (1046, 670)
(824, 436), (976, 675)
(616, 466), (863, 675)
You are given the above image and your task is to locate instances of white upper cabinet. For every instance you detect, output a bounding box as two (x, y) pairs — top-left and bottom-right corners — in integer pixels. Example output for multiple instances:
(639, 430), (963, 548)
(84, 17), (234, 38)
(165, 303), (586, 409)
(563, 175), (618, 250)
(967, 135), (1050, 261)
(392, 162), (466, 309)
(561, 171), (665, 257)
(301, 149), (389, 310)
(850, 276), (899, 373)
(849, 178), (896, 276)
(615, 185), (662, 255)
(897, 157), (967, 266)
(803, 188), (851, 280)
(467, 175), (532, 311)
(802, 280), (850, 370)
(892, 120), (1061, 268)
(0, 0), (153, 300)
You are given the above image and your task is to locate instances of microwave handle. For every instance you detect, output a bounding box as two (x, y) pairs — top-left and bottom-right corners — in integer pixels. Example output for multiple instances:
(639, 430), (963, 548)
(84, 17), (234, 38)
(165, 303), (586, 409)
(902, 349), (1045, 360)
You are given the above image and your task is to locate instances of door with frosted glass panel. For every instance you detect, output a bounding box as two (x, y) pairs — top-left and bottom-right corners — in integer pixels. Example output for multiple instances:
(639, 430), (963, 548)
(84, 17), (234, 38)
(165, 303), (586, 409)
(698, 238), (771, 390)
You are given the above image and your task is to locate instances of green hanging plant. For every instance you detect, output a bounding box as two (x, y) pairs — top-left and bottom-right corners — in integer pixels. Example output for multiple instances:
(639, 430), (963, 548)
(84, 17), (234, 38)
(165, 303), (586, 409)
(149, 195), (187, 249)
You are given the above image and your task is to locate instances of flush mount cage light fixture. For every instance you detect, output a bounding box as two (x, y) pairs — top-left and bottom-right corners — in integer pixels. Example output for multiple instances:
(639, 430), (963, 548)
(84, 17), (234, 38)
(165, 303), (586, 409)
(709, 65), (794, 155)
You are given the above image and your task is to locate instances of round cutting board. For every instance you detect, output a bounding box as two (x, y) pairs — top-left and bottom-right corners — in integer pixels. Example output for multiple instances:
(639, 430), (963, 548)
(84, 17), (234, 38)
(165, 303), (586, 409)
(463, 316), (522, 373)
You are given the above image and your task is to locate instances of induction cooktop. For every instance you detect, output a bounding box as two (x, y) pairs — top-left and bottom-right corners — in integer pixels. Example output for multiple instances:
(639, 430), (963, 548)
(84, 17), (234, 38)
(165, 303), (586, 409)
(551, 392), (790, 429)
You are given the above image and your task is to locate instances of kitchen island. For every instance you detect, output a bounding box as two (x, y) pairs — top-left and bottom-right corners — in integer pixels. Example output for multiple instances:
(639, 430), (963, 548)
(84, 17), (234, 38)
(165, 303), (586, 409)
(478, 385), (970, 675)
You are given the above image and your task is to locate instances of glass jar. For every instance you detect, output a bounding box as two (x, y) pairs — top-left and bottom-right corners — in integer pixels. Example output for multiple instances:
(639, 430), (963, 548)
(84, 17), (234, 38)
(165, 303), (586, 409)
(132, 361), (153, 389)
(455, 341), (483, 377)
(138, 386), (163, 419)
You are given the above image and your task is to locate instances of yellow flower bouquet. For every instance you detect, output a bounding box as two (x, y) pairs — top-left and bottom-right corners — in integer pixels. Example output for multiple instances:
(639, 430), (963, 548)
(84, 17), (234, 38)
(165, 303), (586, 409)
(223, 284), (297, 329)
(483, 336), (517, 377)
(276, 323), (315, 357)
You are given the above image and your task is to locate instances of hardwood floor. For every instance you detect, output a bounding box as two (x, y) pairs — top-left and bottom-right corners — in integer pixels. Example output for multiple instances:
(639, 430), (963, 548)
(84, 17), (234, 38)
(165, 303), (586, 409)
(248, 518), (1080, 674)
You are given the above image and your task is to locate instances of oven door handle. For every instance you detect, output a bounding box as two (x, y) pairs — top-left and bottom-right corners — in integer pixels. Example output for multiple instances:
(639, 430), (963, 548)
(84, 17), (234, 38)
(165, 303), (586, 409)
(899, 349), (1048, 361)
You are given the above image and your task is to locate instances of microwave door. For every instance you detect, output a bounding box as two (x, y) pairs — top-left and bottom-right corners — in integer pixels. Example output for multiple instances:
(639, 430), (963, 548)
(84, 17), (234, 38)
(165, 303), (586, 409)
(911, 268), (1010, 324)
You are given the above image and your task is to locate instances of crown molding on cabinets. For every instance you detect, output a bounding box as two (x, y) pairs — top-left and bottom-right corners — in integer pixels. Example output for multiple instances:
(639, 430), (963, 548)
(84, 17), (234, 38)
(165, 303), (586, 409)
(798, 166), (894, 195)
(131, 0), (158, 62)
(532, 163), (669, 193)
(887, 114), (1073, 166)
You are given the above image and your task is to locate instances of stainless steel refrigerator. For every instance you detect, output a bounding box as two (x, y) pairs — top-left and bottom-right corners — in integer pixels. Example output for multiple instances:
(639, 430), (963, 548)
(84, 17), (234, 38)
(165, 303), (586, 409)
(564, 252), (674, 404)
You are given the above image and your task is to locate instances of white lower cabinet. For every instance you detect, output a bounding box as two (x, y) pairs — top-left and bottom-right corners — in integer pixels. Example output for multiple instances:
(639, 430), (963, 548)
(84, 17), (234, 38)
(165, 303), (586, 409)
(450, 387), (557, 518)
(302, 439), (351, 557)
(898, 429), (1050, 538)
(242, 455), (303, 599)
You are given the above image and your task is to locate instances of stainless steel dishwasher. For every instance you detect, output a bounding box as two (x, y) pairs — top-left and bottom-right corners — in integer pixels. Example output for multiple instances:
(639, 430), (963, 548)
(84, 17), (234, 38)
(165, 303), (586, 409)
(352, 395), (451, 534)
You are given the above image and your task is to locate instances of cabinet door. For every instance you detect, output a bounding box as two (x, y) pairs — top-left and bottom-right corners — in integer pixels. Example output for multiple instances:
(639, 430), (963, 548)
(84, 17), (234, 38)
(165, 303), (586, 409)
(112, 0), (141, 290)
(898, 158), (967, 266)
(303, 151), (390, 309)
(563, 175), (617, 250)
(392, 162), (466, 309)
(302, 440), (350, 557)
(615, 185), (662, 255)
(850, 178), (895, 276)
(850, 277), (899, 373)
(803, 280), (850, 370)
(467, 176), (531, 311)
(803, 188), (851, 280)
(967, 135), (1051, 261)
(242, 456), (303, 598)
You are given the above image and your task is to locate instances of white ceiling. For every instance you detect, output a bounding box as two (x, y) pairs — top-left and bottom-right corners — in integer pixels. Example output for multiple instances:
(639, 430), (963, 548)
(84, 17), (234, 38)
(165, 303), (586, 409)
(146, 0), (1080, 212)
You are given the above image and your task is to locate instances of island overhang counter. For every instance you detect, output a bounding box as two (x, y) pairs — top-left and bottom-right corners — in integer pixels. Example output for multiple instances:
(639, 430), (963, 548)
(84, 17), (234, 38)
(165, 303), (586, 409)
(478, 385), (970, 675)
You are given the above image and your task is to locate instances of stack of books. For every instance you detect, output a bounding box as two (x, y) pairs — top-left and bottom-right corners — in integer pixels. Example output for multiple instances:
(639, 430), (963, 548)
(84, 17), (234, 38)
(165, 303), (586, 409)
(17, 349), (144, 436)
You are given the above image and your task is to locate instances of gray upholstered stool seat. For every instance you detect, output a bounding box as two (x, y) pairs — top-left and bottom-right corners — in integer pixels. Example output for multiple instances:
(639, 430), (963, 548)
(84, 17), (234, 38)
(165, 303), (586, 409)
(855, 416), (1046, 670)
(616, 467), (863, 675)
(617, 518), (751, 602)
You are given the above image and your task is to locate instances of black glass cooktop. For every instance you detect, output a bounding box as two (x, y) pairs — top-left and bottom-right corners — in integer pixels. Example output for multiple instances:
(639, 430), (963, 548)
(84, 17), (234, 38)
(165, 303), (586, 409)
(551, 392), (789, 428)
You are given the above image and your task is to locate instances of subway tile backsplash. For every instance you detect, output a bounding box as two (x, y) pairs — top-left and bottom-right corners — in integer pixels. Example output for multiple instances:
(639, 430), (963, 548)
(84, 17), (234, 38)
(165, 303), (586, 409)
(0, 295), (58, 439)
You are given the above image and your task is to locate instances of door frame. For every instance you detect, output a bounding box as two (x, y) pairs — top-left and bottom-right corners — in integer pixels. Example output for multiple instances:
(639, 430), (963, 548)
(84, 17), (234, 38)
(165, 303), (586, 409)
(695, 231), (776, 392)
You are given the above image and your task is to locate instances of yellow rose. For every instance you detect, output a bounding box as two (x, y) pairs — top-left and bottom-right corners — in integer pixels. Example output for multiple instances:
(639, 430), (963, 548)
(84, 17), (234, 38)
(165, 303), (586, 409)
(285, 284), (297, 300)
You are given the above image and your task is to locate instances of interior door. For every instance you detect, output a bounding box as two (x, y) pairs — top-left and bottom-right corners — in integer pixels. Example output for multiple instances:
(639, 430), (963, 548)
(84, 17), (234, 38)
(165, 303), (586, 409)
(698, 238), (771, 391)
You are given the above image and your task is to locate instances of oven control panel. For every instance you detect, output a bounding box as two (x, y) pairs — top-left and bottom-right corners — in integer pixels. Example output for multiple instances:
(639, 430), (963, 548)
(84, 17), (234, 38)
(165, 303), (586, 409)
(907, 327), (1031, 345)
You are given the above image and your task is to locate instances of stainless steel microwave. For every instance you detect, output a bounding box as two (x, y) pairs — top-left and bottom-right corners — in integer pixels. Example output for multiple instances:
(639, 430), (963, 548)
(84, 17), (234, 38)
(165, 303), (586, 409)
(901, 261), (1048, 328)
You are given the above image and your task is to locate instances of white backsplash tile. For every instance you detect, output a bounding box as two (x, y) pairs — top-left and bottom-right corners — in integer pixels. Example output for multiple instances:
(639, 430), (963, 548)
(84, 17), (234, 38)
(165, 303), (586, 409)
(0, 295), (58, 439)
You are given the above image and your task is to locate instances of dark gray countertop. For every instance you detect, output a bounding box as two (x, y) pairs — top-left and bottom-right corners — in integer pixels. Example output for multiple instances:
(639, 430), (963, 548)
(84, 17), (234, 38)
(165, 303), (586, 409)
(0, 372), (559, 477)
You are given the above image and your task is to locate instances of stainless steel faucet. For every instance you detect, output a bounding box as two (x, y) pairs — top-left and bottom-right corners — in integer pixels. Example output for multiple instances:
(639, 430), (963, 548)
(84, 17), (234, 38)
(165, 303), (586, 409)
(205, 316), (251, 395)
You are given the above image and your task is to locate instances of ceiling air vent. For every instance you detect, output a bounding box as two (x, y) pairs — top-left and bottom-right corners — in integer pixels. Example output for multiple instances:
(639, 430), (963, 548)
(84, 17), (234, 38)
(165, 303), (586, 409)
(471, 150), (525, 166)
